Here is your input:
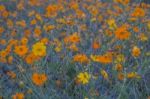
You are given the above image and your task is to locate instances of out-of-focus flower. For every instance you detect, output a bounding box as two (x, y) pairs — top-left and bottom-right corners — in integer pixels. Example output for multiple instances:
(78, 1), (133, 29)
(73, 54), (89, 64)
(118, 72), (124, 80)
(12, 92), (24, 99)
(107, 18), (117, 30)
(16, 20), (26, 28)
(90, 52), (113, 64)
(64, 33), (80, 44)
(7, 71), (16, 79)
(32, 73), (47, 86)
(132, 46), (141, 57)
(114, 54), (125, 63)
(115, 24), (130, 40)
(76, 72), (91, 85)
(92, 41), (101, 50)
(33, 27), (41, 38)
(14, 45), (28, 57)
(100, 69), (109, 80)
(127, 72), (141, 79)
(32, 42), (46, 57)
(25, 52), (39, 65)
(138, 33), (148, 41)
(115, 64), (123, 71)
(67, 44), (78, 52)
(130, 7), (145, 17)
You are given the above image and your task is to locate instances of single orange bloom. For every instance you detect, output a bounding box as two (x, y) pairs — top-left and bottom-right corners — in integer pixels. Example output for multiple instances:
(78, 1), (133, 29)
(14, 45), (28, 57)
(7, 56), (13, 64)
(33, 27), (41, 38)
(115, 64), (123, 71)
(131, 7), (145, 17)
(115, 25), (131, 40)
(40, 37), (49, 45)
(64, 33), (80, 44)
(133, 26), (139, 32)
(73, 54), (89, 64)
(32, 73), (47, 86)
(16, 20), (26, 28)
(12, 92), (24, 99)
(132, 46), (141, 57)
(91, 52), (113, 64)
(7, 71), (16, 79)
(24, 29), (31, 38)
(0, 39), (6, 45)
(21, 37), (28, 45)
(92, 41), (100, 50)
(118, 72), (124, 80)
(25, 52), (39, 65)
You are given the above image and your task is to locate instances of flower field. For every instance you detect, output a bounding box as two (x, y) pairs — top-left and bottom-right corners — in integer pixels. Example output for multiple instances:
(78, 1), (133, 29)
(0, 0), (150, 99)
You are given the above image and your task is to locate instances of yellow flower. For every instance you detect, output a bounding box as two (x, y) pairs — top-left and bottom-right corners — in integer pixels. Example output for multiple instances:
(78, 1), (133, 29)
(114, 54), (125, 63)
(107, 18), (117, 30)
(32, 42), (46, 57)
(100, 69), (108, 80)
(76, 72), (91, 85)
(127, 72), (141, 79)
(55, 46), (61, 52)
(138, 33), (148, 41)
(147, 21), (150, 30)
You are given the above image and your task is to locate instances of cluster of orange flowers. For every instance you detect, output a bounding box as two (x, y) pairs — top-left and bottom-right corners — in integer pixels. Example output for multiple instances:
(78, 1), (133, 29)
(0, 0), (149, 98)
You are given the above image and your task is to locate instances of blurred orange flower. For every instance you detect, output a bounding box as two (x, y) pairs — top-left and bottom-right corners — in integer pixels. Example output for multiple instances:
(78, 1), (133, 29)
(32, 73), (47, 86)
(14, 45), (28, 57)
(12, 93), (24, 99)
(73, 54), (89, 64)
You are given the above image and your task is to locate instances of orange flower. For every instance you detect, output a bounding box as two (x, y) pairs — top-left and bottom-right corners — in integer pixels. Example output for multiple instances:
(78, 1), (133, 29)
(132, 46), (141, 57)
(0, 39), (6, 45)
(1, 10), (9, 18)
(16, 20), (26, 28)
(131, 7), (145, 17)
(33, 27), (41, 38)
(25, 52), (39, 65)
(0, 26), (4, 35)
(12, 92), (24, 99)
(7, 71), (16, 79)
(64, 33), (80, 44)
(21, 37), (28, 45)
(133, 26), (139, 32)
(7, 19), (14, 28)
(92, 41), (100, 50)
(73, 54), (89, 64)
(24, 29), (31, 38)
(118, 72), (124, 80)
(32, 73), (47, 86)
(91, 52), (113, 64)
(30, 19), (37, 25)
(43, 25), (55, 32)
(115, 25), (131, 40)
(7, 56), (13, 64)
(14, 45), (28, 57)
(45, 4), (59, 18)
(40, 37), (49, 45)
(67, 44), (78, 52)
(115, 64), (123, 71)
